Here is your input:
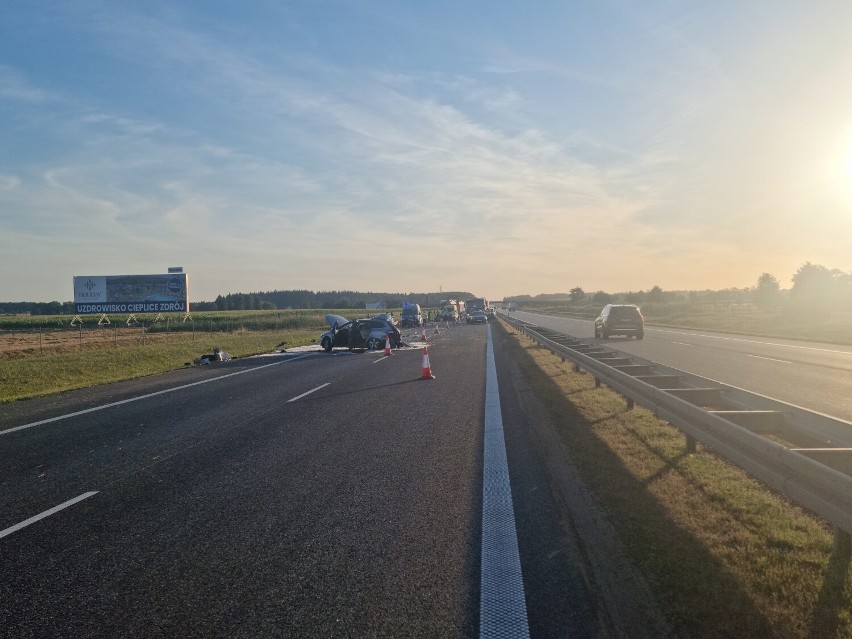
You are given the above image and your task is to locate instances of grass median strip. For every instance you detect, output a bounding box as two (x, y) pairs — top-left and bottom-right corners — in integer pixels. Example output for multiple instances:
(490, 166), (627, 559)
(499, 319), (852, 638)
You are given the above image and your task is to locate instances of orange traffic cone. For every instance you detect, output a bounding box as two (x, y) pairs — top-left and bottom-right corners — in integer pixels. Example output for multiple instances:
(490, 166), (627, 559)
(420, 326), (428, 341)
(384, 334), (393, 356)
(420, 346), (435, 379)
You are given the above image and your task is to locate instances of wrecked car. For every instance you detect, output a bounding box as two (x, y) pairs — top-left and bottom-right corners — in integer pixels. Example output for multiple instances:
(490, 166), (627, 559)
(320, 314), (402, 352)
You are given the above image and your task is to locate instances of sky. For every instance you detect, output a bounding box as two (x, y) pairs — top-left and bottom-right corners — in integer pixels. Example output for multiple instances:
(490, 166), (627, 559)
(2, 1), (852, 303)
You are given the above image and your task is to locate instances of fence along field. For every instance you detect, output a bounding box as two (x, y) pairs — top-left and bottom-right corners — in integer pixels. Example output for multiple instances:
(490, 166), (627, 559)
(0, 310), (336, 403)
(0, 310), (329, 360)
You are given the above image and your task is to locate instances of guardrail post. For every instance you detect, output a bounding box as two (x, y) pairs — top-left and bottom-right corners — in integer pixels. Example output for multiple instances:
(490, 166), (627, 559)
(835, 528), (851, 566)
(573, 363), (580, 373)
(595, 377), (601, 388)
(626, 397), (634, 411)
(686, 434), (697, 454)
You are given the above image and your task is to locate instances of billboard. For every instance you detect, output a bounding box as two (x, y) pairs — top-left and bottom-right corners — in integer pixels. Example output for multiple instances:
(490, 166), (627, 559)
(73, 274), (189, 314)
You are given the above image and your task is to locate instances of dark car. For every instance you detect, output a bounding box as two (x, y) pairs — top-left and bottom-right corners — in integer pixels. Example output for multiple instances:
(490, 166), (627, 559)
(320, 314), (401, 351)
(594, 304), (644, 339)
(467, 310), (488, 324)
(400, 303), (422, 327)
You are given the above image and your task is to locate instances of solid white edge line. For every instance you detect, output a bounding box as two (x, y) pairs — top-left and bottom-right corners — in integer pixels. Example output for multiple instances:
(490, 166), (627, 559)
(480, 324), (530, 638)
(287, 382), (331, 403)
(0, 491), (99, 539)
(1, 353), (314, 436)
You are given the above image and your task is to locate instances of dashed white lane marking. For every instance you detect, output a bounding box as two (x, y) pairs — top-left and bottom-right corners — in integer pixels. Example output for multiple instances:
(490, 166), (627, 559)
(480, 324), (530, 638)
(747, 354), (792, 364)
(656, 328), (852, 356)
(0, 354), (314, 437)
(1, 492), (99, 539)
(287, 383), (331, 403)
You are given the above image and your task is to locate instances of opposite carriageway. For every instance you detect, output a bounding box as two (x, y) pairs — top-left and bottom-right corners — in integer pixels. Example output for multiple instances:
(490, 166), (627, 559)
(501, 315), (852, 562)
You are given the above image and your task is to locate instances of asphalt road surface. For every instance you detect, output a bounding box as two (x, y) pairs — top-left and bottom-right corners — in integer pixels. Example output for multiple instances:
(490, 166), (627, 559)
(1, 322), (621, 638)
(507, 310), (852, 424)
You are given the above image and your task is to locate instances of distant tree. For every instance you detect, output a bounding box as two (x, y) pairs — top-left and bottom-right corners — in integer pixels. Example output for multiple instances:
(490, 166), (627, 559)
(569, 287), (585, 303)
(790, 262), (834, 303)
(647, 285), (664, 303)
(754, 273), (781, 309)
(836, 272), (852, 308)
(592, 290), (613, 304)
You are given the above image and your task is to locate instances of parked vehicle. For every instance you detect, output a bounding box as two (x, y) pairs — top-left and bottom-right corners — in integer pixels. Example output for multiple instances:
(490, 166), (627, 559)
(400, 303), (422, 327)
(438, 299), (464, 321)
(465, 297), (488, 313)
(594, 304), (644, 339)
(320, 314), (401, 351)
(467, 310), (488, 324)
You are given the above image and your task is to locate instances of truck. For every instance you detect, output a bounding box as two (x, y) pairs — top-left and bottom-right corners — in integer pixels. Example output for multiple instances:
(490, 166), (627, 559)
(465, 298), (488, 313)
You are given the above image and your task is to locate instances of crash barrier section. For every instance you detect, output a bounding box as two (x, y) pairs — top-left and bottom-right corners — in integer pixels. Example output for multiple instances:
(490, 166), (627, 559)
(500, 315), (852, 563)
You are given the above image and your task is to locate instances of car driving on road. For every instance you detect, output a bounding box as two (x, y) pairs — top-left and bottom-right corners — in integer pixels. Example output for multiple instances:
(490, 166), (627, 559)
(321, 314), (401, 351)
(467, 310), (488, 324)
(594, 304), (644, 339)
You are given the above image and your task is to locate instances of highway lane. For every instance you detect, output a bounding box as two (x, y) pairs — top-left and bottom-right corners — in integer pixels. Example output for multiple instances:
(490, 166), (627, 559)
(507, 310), (852, 423)
(0, 324), (603, 637)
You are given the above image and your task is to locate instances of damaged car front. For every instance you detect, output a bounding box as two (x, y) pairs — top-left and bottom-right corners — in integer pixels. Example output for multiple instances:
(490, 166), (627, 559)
(320, 314), (401, 352)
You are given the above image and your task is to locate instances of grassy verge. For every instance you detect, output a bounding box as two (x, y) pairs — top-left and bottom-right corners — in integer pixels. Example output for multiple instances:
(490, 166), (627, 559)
(0, 329), (316, 403)
(498, 319), (852, 637)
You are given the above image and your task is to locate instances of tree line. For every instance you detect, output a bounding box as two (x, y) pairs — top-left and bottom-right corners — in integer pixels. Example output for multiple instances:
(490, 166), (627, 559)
(3, 261), (849, 316)
(0, 290), (475, 316)
(195, 290), (474, 311)
(503, 262), (852, 311)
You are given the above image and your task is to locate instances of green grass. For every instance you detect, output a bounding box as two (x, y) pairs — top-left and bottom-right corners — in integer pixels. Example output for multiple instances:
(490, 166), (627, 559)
(0, 307), (422, 403)
(500, 319), (852, 637)
(0, 329), (317, 403)
(0, 308), (335, 332)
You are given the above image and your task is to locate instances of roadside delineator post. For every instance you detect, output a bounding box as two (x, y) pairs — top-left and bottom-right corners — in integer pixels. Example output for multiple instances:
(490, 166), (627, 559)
(420, 346), (435, 380)
(384, 334), (393, 356)
(420, 326), (428, 341)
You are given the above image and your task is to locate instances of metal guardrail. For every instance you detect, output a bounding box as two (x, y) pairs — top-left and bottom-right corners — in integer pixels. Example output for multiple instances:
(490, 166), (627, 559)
(501, 315), (852, 560)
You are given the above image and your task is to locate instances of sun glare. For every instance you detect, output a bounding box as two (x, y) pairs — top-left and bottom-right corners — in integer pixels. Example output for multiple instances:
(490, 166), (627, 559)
(845, 146), (852, 181)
